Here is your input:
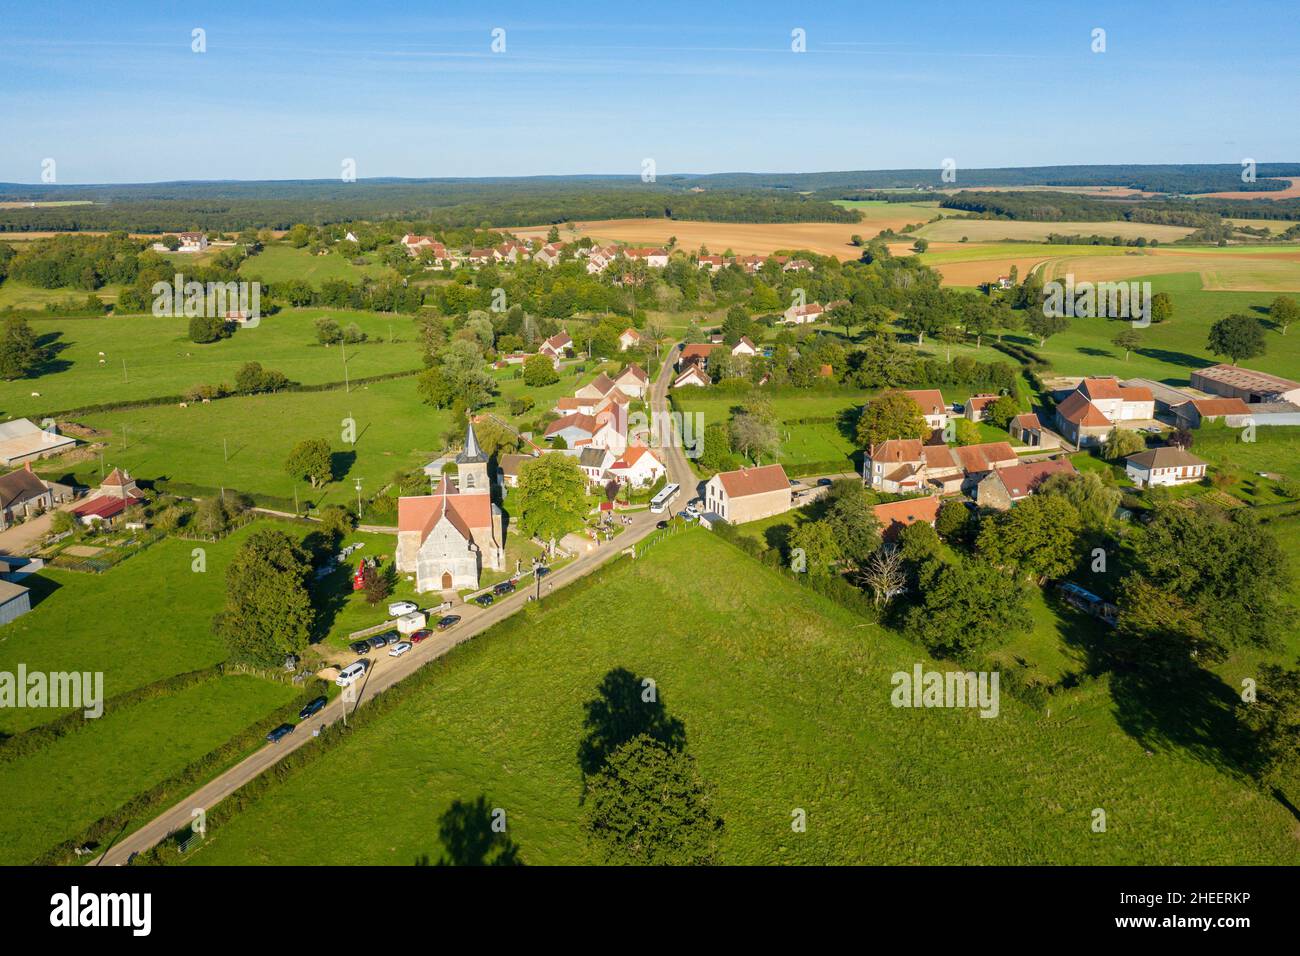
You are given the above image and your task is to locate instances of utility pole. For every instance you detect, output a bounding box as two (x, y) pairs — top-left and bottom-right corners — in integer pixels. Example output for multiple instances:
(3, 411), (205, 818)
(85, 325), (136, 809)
(342, 340), (349, 393)
(122, 359), (128, 384)
(354, 478), (362, 517)
(223, 437), (228, 462)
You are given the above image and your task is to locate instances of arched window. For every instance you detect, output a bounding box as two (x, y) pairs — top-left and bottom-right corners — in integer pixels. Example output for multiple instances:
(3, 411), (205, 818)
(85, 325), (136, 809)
(464, 473), (475, 489)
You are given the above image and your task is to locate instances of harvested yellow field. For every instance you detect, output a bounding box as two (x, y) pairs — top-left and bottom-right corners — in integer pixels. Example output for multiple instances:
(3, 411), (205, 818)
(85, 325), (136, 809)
(1197, 177), (1300, 200)
(1039, 249), (1300, 291)
(513, 217), (899, 260)
(915, 219), (1195, 243)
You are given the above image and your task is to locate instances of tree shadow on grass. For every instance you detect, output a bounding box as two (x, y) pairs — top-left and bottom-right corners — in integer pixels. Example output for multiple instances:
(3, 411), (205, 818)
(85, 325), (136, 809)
(1108, 661), (1255, 779)
(32, 332), (72, 377)
(1130, 347), (1205, 370)
(577, 667), (686, 781)
(330, 449), (357, 483)
(414, 795), (523, 866)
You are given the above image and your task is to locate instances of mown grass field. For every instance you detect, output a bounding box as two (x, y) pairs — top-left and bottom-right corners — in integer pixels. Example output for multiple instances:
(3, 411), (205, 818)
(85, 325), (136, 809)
(0, 674), (295, 865)
(0, 522), (301, 734)
(68, 374), (447, 506)
(1, 308), (424, 420)
(239, 245), (396, 286)
(1002, 275), (1298, 383)
(179, 530), (1300, 865)
(915, 219), (1196, 244)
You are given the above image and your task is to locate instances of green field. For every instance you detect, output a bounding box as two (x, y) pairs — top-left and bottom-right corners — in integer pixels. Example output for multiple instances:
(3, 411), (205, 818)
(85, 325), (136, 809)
(239, 245), (396, 287)
(175, 530), (1300, 865)
(1004, 276), (1298, 383)
(915, 219), (1196, 243)
(0, 308), (424, 419)
(0, 674), (295, 865)
(64, 374), (443, 506)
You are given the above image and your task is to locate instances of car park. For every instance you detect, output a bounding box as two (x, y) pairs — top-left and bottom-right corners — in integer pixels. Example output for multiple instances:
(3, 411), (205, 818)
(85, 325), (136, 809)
(266, 723), (295, 743)
(298, 696), (328, 720)
(437, 615), (461, 631)
(408, 628), (433, 644)
(493, 580), (517, 596)
(387, 600), (418, 617)
(349, 640), (371, 656)
(474, 593), (495, 607)
(388, 641), (413, 657)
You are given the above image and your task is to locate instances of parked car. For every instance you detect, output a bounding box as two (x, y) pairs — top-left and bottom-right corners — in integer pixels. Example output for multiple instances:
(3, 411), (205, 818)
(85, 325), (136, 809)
(474, 593), (495, 607)
(387, 600), (418, 617)
(656, 520), (669, 530)
(408, 628), (433, 644)
(349, 640), (371, 656)
(388, 641), (412, 657)
(367, 634), (388, 650)
(298, 696), (328, 720)
(336, 660), (368, 687)
(437, 615), (461, 631)
(384, 632), (402, 646)
(266, 723), (295, 743)
(493, 580), (517, 596)
(534, 566), (552, 579)
(817, 477), (833, 487)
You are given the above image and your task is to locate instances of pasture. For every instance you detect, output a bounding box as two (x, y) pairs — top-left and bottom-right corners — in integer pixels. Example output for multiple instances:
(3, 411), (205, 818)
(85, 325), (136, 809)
(239, 244), (396, 287)
(177, 530), (1300, 865)
(1, 308), (423, 419)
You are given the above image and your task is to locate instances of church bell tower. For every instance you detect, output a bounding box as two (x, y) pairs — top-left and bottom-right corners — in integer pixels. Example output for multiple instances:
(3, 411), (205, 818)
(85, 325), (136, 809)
(456, 420), (489, 494)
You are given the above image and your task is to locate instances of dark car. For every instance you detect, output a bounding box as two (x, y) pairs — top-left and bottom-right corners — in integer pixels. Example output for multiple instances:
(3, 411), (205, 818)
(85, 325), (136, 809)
(408, 628), (433, 644)
(298, 696), (327, 720)
(474, 592), (495, 608)
(349, 640), (371, 656)
(534, 566), (552, 579)
(817, 477), (833, 487)
(493, 580), (517, 596)
(656, 520), (669, 530)
(385, 632), (402, 646)
(436, 615), (461, 631)
(266, 723), (295, 743)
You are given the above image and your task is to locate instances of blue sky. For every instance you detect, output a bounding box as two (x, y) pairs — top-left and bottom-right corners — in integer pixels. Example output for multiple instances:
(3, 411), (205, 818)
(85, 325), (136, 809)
(2, 0), (1298, 183)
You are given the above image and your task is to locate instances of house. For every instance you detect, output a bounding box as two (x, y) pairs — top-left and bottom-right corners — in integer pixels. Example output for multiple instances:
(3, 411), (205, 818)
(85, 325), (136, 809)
(1171, 397), (1253, 429)
(696, 255), (732, 272)
(0, 418), (77, 466)
(994, 275), (1013, 290)
(614, 363), (649, 398)
(1190, 364), (1300, 405)
(679, 343), (721, 368)
(731, 336), (759, 358)
(586, 246), (620, 274)
(618, 328), (642, 351)
(1008, 413), (1057, 449)
(493, 242), (528, 264)
(69, 467), (145, 526)
(862, 440), (963, 495)
(396, 421), (505, 592)
(903, 389), (948, 431)
(624, 247), (668, 268)
(1054, 391), (1114, 448)
(872, 497), (942, 542)
(781, 302), (825, 325)
(177, 232), (208, 253)
(607, 445), (666, 487)
(578, 447), (617, 484)
(953, 441), (1018, 478)
(534, 243), (563, 268)
(783, 258), (814, 272)
(1077, 377), (1155, 422)
(0, 464), (54, 530)
(575, 372), (618, 401)
(343, 231), (359, 243)
(497, 453), (536, 489)
(736, 255), (766, 273)
(704, 464), (792, 525)
(1120, 378), (1197, 414)
(539, 332), (572, 362)
(964, 394), (999, 423)
(1125, 446), (1209, 488)
(975, 458), (1077, 511)
(673, 365), (711, 388)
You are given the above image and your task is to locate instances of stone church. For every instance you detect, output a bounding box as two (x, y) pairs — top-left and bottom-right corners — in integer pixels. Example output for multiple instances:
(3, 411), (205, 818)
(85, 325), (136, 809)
(396, 421), (505, 592)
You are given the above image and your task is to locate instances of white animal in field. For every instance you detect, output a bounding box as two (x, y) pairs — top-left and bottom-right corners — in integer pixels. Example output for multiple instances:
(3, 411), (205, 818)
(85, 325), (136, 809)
(30, 392), (40, 397)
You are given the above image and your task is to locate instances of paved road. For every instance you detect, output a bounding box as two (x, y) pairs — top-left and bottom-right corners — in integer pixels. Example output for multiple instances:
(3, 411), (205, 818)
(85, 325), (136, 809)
(96, 350), (685, 867)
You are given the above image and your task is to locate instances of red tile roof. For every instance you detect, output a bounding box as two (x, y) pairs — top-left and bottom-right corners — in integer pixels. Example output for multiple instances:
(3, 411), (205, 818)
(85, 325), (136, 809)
(714, 463), (790, 498)
(993, 458), (1076, 499)
(872, 497), (941, 537)
(1056, 391), (1111, 427)
(904, 389), (946, 417)
(955, 442), (1018, 473)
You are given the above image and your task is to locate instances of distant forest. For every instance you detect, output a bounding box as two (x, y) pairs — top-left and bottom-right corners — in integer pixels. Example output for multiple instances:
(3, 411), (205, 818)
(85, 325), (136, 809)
(0, 180), (857, 233)
(2, 163), (1299, 233)
(939, 190), (1300, 224)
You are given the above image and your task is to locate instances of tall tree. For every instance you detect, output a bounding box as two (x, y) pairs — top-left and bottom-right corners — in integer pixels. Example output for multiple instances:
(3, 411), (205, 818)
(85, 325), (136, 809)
(1207, 313), (1266, 365)
(213, 528), (314, 666)
(516, 452), (588, 542)
(855, 390), (929, 447)
(284, 438), (333, 488)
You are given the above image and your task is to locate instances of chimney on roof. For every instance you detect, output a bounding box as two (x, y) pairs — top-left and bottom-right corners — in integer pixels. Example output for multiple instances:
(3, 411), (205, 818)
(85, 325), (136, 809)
(24, 461), (32, 472)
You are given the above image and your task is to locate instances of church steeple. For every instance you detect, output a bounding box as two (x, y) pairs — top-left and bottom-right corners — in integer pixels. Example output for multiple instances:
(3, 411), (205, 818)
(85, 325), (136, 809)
(456, 418), (489, 494)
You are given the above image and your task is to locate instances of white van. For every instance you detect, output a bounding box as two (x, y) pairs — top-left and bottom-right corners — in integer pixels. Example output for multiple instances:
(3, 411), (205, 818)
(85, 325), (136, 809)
(336, 660), (368, 687)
